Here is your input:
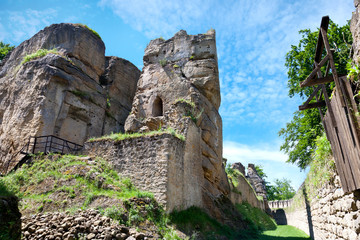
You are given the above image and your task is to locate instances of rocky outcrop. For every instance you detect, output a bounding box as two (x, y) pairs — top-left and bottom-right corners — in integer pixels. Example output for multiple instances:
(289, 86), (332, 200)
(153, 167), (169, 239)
(0, 196), (21, 240)
(0, 23), (140, 172)
(247, 164), (267, 201)
(21, 209), (154, 240)
(121, 29), (231, 220)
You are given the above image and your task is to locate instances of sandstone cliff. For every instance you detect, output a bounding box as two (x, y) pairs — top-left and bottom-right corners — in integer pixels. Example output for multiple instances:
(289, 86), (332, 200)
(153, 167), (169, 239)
(0, 24), (140, 172)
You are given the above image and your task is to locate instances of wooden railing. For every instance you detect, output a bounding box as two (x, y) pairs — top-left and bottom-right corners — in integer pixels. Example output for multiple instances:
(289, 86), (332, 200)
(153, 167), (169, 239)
(1, 135), (83, 175)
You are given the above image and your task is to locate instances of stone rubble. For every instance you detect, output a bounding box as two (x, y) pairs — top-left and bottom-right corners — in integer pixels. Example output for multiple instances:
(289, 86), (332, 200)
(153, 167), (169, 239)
(21, 209), (150, 240)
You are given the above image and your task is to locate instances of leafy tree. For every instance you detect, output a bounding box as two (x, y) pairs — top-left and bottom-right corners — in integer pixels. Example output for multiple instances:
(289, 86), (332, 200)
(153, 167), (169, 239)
(268, 178), (296, 201)
(279, 20), (352, 169)
(0, 41), (15, 61)
(255, 165), (296, 200)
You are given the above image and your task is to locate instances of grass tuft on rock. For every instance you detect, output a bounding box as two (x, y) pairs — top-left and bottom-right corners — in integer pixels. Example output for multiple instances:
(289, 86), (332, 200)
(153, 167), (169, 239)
(89, 127), (185, 142)
(21, 48), (60, 65)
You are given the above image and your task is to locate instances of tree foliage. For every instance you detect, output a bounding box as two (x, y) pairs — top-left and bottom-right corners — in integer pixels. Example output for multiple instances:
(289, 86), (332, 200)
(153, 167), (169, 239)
(0, 41), (14, 61)
(267, 178), (296, 201)
(279, 20), (352, 169)
(254, 165), (295, 201)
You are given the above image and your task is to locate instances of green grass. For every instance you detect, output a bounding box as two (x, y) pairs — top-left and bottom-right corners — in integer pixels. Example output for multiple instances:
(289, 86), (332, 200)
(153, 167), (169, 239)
(89, 127), (185, 142)
(0, 153), (184, 239)
(235, 202), (276, 231)
(21, 48), (60, 65)
(258, 225), (311, 240)
(0, 154), (153, 209)
(170, 206), (239, 239)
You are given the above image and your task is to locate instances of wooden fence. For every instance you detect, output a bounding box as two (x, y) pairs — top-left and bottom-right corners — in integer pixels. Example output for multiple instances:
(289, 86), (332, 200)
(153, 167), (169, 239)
(299, 16), (360, 193)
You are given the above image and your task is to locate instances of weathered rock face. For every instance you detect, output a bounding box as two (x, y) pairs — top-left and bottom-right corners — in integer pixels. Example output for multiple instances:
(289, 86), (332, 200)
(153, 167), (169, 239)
(247, 164), (267, 200)
(0, 23), (140, 172)
(123, 29), (230, 219)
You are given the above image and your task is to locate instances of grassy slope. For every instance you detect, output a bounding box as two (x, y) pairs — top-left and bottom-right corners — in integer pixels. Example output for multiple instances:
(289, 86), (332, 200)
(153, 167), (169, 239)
(0, 153), (289, 239)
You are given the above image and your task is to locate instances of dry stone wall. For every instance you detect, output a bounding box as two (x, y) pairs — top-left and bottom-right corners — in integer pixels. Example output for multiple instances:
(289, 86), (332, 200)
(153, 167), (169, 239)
(283, 175), (360, 240)
(0, 23), (140, 172)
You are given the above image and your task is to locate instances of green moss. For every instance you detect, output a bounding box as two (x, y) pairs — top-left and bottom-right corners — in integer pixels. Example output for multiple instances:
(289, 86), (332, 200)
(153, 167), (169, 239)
(88, 127), (185, 142)
(159, 58), (167, 67)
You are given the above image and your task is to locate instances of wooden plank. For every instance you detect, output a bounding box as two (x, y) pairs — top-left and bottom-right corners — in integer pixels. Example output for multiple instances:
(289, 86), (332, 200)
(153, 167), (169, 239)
(299, 101), (326, 110)
(332, 91), (356, 191)
(300, 54), (329, 88)
(330, 94), (351, 192)
(300, 75), (334, 87)
(324, 113), (349, 192)
(328, 100), (351, 192)
(339, 78), (360, 189)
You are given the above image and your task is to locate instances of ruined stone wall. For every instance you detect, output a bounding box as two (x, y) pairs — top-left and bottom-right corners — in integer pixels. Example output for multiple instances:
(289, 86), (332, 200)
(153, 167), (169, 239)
(84, 119), (203, 212)
(85, 134), (184, 210)
(0, 24), (140, 172)
(283, 175), (360, 240)
(229, 172), (266, 210)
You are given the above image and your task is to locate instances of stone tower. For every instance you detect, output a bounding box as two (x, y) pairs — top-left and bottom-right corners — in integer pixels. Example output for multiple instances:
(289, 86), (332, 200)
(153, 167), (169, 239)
(124, 29), (230, 215)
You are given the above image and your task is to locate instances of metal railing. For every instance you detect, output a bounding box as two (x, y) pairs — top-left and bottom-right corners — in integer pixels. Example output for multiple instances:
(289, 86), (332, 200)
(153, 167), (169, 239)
(2, 135), (83, 175)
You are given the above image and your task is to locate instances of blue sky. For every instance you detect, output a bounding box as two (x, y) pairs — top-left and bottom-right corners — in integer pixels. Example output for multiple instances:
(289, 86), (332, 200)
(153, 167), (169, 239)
(0, 0), (354, 190)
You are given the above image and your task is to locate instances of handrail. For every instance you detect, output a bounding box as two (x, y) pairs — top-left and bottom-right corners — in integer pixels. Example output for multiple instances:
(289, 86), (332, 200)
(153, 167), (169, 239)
(1, 135), (83, 175)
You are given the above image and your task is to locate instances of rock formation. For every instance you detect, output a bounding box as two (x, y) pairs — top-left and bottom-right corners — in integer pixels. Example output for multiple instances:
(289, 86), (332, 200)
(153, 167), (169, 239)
(87, 29), (232, 221)
(0, 23), (140, 172)
(247, 164), (267, 201)
(125, 29), (228, 199)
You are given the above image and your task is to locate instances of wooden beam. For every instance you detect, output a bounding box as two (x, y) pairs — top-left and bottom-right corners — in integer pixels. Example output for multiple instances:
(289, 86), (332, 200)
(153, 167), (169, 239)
(300, 54), (329, 88)
(321, 27), (345, 107)
(299, 101), (326, 110)
(314, 16), (329, 63)
(302, 85), (322, 106)
(300, 75), (335, 87)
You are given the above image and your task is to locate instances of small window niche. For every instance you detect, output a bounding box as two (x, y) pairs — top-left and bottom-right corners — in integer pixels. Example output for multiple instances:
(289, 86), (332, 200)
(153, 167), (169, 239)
(152, 96), (163, 117)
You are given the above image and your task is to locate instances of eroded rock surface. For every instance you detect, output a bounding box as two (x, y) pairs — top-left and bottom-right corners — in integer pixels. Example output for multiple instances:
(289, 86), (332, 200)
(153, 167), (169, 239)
(122, 29), (231, 220)
(0, 23), (140, 172)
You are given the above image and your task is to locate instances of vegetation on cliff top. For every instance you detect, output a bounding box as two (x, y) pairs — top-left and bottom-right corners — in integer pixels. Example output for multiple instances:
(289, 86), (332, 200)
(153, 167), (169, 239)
(279, 20), (352, 169)
(74, 23), (102, 39)
(89, 127), (185, 142)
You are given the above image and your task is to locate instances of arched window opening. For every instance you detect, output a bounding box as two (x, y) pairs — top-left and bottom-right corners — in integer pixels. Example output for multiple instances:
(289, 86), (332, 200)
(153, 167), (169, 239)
(152, 97), (163, 117)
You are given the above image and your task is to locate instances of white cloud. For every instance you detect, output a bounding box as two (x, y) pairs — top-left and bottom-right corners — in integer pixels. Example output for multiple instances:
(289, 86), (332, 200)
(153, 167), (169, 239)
(223, 140), (287, 164)
(1, 8), (58, 43)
